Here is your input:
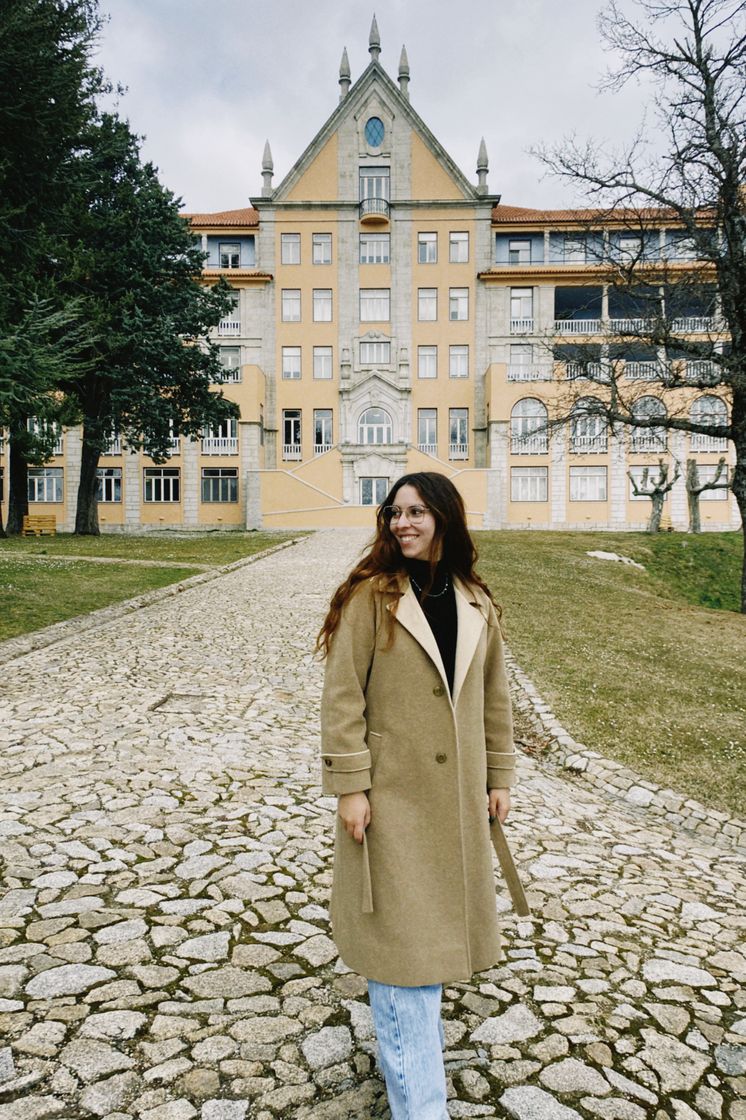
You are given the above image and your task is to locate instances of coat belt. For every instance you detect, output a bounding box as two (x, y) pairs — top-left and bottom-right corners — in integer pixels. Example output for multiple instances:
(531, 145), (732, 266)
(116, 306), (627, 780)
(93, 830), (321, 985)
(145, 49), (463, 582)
(358, 818), (530, 917)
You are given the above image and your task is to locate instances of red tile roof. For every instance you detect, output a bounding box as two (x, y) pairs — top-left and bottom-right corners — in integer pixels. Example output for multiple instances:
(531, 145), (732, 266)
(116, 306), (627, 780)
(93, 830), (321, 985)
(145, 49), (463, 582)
(183, 207), (260, 228)
(492, 203), (684, 224)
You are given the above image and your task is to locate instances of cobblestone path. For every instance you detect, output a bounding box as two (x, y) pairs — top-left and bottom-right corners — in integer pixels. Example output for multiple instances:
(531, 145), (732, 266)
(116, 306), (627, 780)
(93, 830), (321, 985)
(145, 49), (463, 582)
(0, 530), (744, 1120)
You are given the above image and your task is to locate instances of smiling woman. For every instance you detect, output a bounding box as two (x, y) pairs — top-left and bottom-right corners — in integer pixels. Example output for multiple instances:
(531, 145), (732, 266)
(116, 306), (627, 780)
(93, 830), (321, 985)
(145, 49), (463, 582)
(316, 470), (528, 1118)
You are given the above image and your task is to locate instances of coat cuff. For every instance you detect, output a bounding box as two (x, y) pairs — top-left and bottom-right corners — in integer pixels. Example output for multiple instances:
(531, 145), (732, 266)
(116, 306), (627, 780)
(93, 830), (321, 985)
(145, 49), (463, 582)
(487, 748), (518, 789)
(321, 748), (372, 796)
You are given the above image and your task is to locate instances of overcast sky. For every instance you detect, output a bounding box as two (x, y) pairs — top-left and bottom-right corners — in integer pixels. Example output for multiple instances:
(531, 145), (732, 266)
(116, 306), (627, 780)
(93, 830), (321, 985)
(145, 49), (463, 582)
(93, 0), (653, 213)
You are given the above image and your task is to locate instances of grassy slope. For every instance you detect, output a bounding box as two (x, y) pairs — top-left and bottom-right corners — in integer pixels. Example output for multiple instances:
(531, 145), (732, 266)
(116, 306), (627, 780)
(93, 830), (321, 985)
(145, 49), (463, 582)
(476, 531), (745, 817)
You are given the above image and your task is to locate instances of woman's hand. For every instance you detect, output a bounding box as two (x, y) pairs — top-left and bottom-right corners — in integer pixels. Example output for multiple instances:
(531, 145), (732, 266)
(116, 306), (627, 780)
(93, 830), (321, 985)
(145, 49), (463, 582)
(488, 787), (511, 824)
(338, 792), (371, 844)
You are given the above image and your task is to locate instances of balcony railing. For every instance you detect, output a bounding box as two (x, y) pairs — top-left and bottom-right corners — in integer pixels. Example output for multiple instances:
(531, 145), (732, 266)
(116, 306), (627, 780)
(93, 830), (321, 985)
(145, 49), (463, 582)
(359, 197), (390, 222)
(102, 438), (122, 455)
(625, 361), (662, 381)
(202, 437), (238, 455)
(510, 317), (534, 334)
(418, 442), (438, 455)
(690, 432), (728, 452)
(314, 442), (332, 456)
(218, 318), (241, 337)
(630, 432), (667, 452)
(168, 437), (181, 454)
(554, 318), (602, 335)
(511, 434), (549, 454)
(507, 365), (552, 381)
(609, 317), (650, 333)
(571, 435), (608, 454)
(283, 443), (302, 460)
(685, 360), (719, 384)
(449, 443), (469, 460)
(565, 362), (604, 381)
(671, 316), (718, 333)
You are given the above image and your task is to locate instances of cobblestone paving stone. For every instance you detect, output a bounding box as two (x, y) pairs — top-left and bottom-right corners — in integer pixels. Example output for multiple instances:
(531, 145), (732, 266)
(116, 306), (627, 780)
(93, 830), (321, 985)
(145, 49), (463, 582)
(0, 529), (744, 1120)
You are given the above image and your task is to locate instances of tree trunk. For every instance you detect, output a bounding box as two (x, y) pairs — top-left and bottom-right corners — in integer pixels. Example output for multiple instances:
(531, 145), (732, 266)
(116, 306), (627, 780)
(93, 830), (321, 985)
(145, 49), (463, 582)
(7, 424), (29, 534)
(687, 489), (702, 533)
(74, 429), (101, 534)
(648, 493), (664, 533)
(731, 462), (746, 615)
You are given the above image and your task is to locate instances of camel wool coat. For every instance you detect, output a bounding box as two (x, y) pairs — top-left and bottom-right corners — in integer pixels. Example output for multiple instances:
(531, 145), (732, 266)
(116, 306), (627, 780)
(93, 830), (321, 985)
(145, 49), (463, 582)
(320, 571), (518, 987)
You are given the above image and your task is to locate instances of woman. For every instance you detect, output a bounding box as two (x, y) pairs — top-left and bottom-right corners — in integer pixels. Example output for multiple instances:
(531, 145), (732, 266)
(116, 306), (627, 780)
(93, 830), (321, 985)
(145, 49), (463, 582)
(317, 472), (527, 1120)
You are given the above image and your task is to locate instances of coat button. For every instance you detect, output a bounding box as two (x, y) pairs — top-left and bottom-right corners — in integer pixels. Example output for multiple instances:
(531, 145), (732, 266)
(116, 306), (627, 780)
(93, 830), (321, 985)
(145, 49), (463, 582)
(435, 752), (447, 764)
(433, 685), (445, 697)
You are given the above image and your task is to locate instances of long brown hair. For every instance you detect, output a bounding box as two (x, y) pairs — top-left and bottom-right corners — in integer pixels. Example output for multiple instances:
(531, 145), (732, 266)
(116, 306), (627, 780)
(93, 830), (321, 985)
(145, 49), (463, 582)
(316, 471), (500, 657)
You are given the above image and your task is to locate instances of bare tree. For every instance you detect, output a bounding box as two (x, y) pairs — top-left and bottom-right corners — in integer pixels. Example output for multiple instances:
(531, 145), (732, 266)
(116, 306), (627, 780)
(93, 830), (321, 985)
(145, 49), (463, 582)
(628, 458), (681, 530)
(686, 455), (730, 530)
(535, 0), (746, 610)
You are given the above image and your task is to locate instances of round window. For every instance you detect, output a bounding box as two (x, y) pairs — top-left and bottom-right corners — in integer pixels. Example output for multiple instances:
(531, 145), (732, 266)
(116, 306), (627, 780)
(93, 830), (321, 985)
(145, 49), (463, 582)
(365, 117), (385, 148)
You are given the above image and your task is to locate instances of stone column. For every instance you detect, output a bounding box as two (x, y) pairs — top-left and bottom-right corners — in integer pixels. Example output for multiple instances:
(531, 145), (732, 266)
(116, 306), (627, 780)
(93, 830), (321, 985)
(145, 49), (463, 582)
(609, 429), (627, 528)
(241, 421), (262, 529)
(669, 431), (687, 529)
(549, 427), (566, 528)
(181, 437), (199, 527)
(62, 425), (82, 532)
(124, 448), (141, 530)
(486, 420), (509, 528)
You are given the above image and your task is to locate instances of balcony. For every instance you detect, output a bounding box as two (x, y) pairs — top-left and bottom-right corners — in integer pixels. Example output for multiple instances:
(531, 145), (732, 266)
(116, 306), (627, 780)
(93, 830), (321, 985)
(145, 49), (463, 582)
(625, 361), (662, 381)
(168, 437), (181, 455)
(314, 442), (332, 456)
(102, 437), (122, 455)
(449, 443), (469, 460)
(571, 435), (608, 454)
(609, 317), (649, 333)
(690, 432), (728, 452)
(554, 318), (602, 335)
(202, 437), (238, 455)
(218, 318), (241, 337)
(565, 362), (604, 381)
(630, 432), (667, 452)
(283, 443), (302, 461)
(671, 316), (718, 333)
(359, 198), (390, 225)
(507, 365), (552, 381)
(510, 318), (534, 334)
(684, 360), (719, 384)
(511, 435), (549, 455)
(418, 442), (438, 456)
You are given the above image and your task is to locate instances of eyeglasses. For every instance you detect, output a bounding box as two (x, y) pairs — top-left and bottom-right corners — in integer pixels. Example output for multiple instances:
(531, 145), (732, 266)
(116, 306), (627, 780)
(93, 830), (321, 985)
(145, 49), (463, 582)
(382, 505), (430, 524)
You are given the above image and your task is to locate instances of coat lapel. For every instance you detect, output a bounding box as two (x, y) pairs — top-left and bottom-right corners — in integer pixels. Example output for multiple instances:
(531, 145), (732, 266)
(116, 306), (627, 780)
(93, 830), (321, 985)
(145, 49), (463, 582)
(452, 579), (487, 707)
(387, 575), (486, 706)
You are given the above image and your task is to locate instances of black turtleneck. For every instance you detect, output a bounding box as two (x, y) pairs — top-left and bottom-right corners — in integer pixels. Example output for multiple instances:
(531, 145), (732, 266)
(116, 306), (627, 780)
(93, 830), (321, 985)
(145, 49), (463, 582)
(404, 557), (457, 696)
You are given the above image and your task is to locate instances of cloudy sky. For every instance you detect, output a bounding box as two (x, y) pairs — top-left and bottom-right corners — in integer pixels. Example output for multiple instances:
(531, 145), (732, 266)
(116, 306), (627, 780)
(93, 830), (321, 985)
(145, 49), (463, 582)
(93, 0), (653, 213)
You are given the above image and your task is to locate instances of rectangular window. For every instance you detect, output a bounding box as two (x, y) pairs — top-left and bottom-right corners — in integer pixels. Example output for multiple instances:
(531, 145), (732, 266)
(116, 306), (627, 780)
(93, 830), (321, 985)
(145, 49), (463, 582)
(144, 468), (180, 503)
(510, 343), (532, 366)
(202, 418), (238, 455)
(281, 289), (301, 322)
(618, 236), (642, 260)
(510, 287), (533, 328)
(360, 340), (391, 364)
(449, 287), (468, 321)
(359, 232), (390, 264)
(201, 467), (238, 503)
(218, 290), (240, 336)
(281, 233), (301, 264)
(219, 242), (240, 269)
(314, 408), (333, 453)
(96, 467), (122, 503)
(312, 233), (332, 264)
(509, 239), (531, 265)
(217, 346), (241, 383)
(449, 408), (469, 459)
(313, 288), (332, 322)
(570, 466), (608, 502)
(698, 463), (729, 500)
(359, 166), (390, 201)
(511, 466), (548, 502)
(360, 288), (390, 321)
(418, 345), (437, 379)
(27, 416), (63, 455)
(563, 236), (586, 263)
(449, 231), (469, 263)
(360, 476), (388, 506)
(28, 467), (63, 503)
(282, 409), (301, 460)
(418, 287), (437, 321)
(418, 408), (437, 452)
(282, 346), (301, 379)
(449, 344), (469, 378)
(418, 232), (437, 264)
(313, 345), (333, 379)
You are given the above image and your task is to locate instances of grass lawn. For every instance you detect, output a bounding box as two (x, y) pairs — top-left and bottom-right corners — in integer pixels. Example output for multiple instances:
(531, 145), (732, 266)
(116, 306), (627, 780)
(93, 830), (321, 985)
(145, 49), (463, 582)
(476, 531), (745, 818)
(0, 531), (299, 642)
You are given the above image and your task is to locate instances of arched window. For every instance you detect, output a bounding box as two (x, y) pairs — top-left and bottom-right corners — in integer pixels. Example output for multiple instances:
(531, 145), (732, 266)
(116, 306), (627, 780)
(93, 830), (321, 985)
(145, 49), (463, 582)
(358, 407), (393, 445)
(571, 396), (608, 453)
(630, 395), (667, 451)
(690, 395), (728, 451)
(511, 398), (548, 454)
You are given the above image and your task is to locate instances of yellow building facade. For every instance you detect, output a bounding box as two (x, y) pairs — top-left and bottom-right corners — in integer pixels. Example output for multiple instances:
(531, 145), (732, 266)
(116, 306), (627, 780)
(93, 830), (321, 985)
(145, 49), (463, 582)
(7, 23), (739, 533)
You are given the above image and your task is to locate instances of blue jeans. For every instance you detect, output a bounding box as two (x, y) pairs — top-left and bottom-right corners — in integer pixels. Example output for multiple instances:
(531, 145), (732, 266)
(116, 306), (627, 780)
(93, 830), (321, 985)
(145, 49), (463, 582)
(368, 980), (448, 1120)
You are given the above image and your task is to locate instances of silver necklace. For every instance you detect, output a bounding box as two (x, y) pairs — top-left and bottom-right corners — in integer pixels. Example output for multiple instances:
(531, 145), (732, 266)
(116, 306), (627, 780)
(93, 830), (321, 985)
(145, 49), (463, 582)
(409, 574), (450, 599)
